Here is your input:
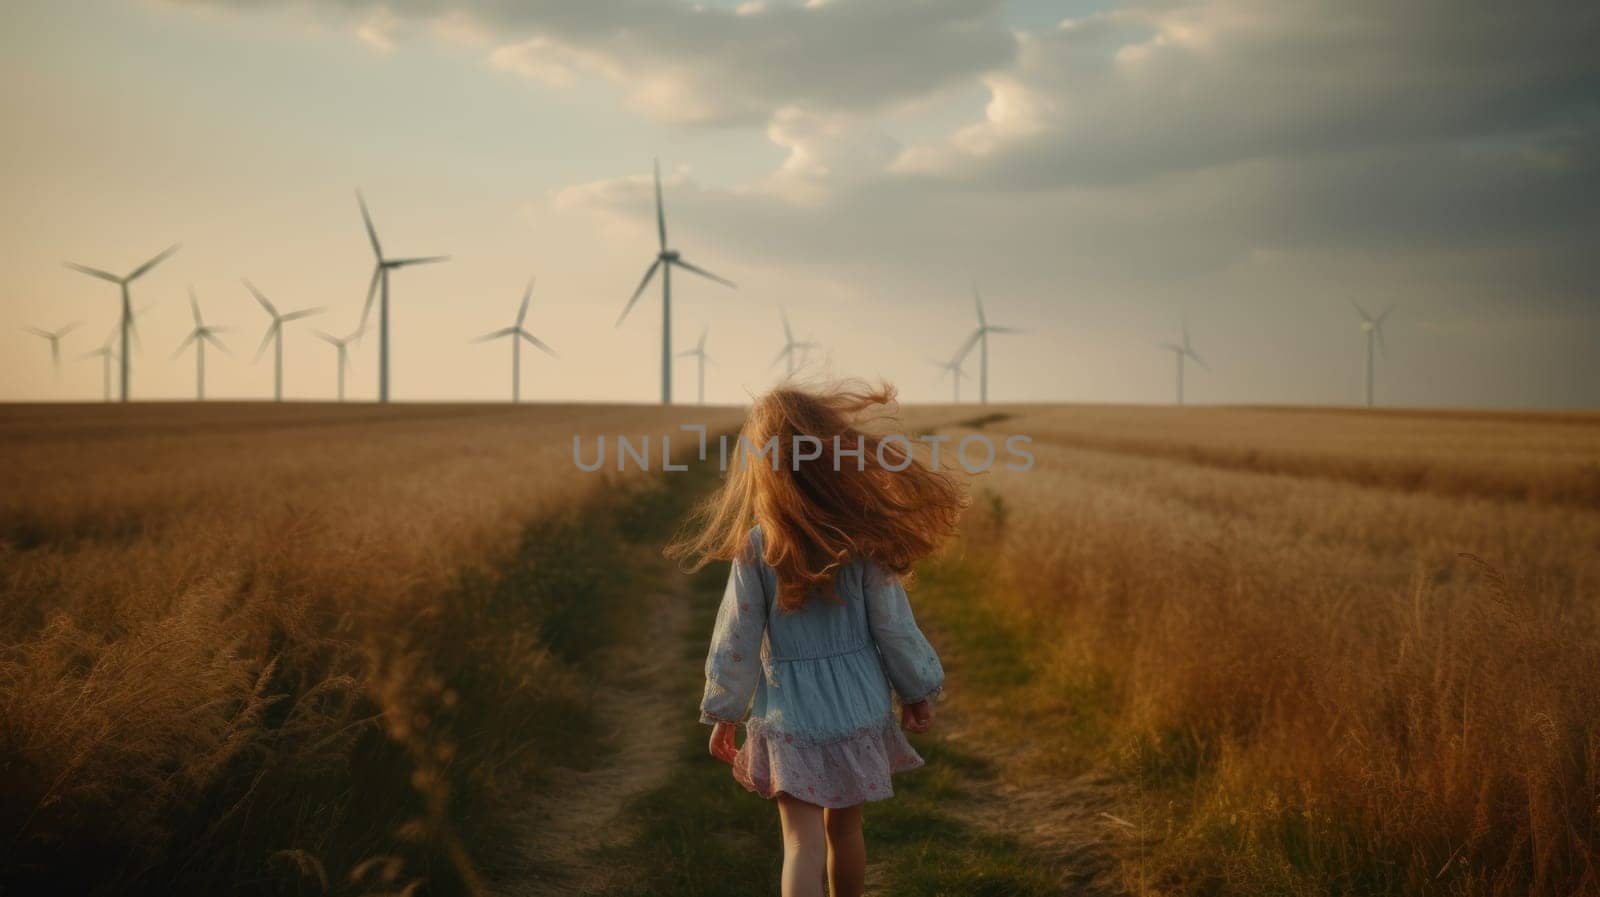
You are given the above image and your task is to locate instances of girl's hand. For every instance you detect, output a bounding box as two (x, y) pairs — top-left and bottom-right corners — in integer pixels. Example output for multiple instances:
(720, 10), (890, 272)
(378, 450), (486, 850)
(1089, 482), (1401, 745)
(902, 700), (934, 733)
(709, 721), (739, 765)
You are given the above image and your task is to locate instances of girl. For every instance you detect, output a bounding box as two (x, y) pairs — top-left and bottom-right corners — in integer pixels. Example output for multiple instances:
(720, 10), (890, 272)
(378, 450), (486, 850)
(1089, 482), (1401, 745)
(669, 382), (965, 897)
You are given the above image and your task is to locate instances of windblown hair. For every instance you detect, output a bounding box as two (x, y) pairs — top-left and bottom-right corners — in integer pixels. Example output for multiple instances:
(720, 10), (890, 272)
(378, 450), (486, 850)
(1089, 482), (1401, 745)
(668, 380), (967, 612)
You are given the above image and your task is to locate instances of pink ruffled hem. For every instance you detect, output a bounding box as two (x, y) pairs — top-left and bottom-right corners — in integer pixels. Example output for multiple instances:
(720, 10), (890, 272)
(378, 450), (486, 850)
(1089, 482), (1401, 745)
(732, 715), (925, 809)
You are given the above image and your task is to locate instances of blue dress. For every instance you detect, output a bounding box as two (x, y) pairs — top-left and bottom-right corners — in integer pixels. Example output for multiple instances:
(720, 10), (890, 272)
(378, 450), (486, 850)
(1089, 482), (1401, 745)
(699, 527), (945, 808)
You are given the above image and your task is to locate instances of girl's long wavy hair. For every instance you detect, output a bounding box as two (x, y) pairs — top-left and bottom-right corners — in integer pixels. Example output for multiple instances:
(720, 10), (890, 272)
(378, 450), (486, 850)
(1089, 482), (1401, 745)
(667, 380), (967, 612)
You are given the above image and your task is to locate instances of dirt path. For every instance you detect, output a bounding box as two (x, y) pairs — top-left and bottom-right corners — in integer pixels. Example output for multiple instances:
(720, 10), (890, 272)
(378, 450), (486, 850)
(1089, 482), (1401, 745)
(504, 536), (1128, 895)
(943, 715), (1127, 895)
(507, 582), (690, 897)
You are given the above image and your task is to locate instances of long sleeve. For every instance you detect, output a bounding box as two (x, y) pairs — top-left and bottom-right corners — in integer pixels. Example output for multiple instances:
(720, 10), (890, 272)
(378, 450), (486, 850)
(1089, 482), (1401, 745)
(699, 544), (769, 726)
(864, 569), (945, 704)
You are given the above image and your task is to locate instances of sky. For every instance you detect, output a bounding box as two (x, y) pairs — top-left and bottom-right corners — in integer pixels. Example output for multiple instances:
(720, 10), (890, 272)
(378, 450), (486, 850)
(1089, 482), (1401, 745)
(1, 0), (1596, 407)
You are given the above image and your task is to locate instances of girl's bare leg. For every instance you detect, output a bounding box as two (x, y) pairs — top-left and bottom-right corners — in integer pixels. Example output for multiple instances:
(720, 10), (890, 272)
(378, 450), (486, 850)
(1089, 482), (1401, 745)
(823, 804), (866, 897)
(777, 794), (827, 897)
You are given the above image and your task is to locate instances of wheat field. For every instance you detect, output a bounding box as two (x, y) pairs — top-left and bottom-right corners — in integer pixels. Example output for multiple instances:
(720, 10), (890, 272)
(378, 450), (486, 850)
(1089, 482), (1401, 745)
(2, 401), (1596, 896)
(904, 404), (1600, 895)
(0, 402), (741, 896)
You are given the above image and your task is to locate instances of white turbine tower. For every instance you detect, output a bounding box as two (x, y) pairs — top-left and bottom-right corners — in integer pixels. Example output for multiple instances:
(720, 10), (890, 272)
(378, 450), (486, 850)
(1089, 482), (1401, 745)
(356, 192), (449, 403)
(955, 281), (1021, 405)
(615, 159), (737, 405)
(1159, 322), (1207, 405)
(771, 309), (819, 377)
(173, 288), (231, 401)
(314, 323), (364, 403)
(1350, 300), (1396, 407)
(930, 353), (971, 403)
(62, 244), (180, 401)
(23, 322), (82, 378)
(676, 324), (714, 405)
(82, 327), (119, 403)
(246, 280), (323, 402)
(473, 277), (558, 403)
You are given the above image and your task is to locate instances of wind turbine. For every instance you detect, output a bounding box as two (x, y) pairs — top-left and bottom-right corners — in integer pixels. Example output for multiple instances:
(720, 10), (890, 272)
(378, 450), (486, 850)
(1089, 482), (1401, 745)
(1350, 300), (1396, 407)
(676, 324), (714, 405)
(246, 280), (323, 402)
(930, 354), (971, 403)
(955, 281), (1021, 405)
(356, 192), (449, 403)
(771, 309), (819, 377)
(22, 322), (82, 378)
(615, 159), (736, 405)
(62, 244), (181, 401)
(1159, 321), (1207, 405)
(81, 326), (119, 402)
(314, 324), (364, 403)
(472, 277), (558, 403)
(173, 288), (231, 401)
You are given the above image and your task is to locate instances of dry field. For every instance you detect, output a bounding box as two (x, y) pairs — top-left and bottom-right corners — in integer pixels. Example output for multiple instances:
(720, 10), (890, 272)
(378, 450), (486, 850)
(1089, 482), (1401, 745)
(904, 404), (1600, 895)
(0, 402), (740, 896)
(3, 400), (1597, 897)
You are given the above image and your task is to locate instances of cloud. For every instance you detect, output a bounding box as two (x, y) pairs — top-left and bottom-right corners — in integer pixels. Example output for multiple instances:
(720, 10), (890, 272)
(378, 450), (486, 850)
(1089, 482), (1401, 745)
(890, 0), (1600, 188)
(161, 0), (1600, 329)
(163, 0), (1018, 126)
(353, 6), (401, 52)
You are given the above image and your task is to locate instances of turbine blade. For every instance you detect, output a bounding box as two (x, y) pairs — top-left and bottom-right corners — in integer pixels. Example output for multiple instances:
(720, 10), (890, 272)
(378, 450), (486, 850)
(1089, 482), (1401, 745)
(57, 322), (83, 337)
(243, 279), (278, 317)
(770, 346), (791, 369)
(673, 258), (736, 289)
(280, 307), (325, 323)
(473, 327), (517, 343)
(1189, 351), (1210, 371)
(358, 266), (381, 334)
(390, 255), (450, 268)
(677, 348), (699, 358)
(126, 243), (181, 281)
(521, 331), (558, 358)
(63, 262), (121, 283)
(172, 332), (197, 360)
(954, 330), (981, 361)
(974, 281), (986, 328)
(616, 259), (661, 327)
(517, 276), (535, 327)
(24, 326), (52, 339)
(357, 191), (383, 259)
(1376, 302), (1397, 324)
(781, 309), (793, 342)
(254, 325), (277, 362)
(189, 288), (203, 327)
(1349, 298), (1373, 322)
(204, 332), (233, 355)
(697, 323), (708, 351)
(654, 158), (667, 252)
(127, 309), (144, 353)
(986, 325), (1024, 334)
(314, 330), (340, 346)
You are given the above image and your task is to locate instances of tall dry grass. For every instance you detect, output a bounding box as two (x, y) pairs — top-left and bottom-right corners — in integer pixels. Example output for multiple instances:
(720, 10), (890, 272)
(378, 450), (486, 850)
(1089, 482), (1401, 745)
(0, 402), (739, 895)
(912, 404), (1600, 895)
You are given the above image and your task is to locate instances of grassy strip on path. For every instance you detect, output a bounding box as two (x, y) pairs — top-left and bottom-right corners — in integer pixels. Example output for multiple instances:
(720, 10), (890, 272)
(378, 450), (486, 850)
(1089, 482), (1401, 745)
(588, 471), (1063, 897)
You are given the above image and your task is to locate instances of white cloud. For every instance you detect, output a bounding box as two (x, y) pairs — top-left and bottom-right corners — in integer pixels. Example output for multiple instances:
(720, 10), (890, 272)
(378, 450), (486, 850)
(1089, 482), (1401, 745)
(354, 7), (400, 52)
